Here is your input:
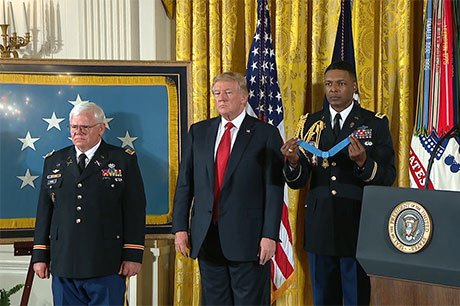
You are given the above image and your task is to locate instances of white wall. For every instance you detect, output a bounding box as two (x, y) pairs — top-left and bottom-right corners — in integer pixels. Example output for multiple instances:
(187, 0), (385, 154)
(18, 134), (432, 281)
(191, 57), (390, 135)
(1, 0), (174, 304)
(0, 244), (53, 306)
(3, 0), (173, 60)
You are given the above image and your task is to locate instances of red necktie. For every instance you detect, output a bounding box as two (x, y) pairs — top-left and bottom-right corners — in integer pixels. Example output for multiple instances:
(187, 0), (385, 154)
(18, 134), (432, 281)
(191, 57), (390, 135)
(213, 122), (234, 223)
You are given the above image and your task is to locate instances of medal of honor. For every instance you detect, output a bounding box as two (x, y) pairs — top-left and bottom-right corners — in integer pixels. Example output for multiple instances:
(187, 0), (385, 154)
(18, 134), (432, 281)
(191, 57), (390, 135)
(322, 158), (329, 168)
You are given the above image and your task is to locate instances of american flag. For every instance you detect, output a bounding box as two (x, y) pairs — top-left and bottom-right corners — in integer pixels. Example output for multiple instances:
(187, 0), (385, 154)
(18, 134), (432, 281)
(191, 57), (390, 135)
(245, 0), (294, 302)
(325, 0), (358, 108)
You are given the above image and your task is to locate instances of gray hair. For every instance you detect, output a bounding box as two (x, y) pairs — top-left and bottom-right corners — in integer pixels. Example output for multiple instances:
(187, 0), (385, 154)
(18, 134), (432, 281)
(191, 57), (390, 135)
(69, 102), (105, 123)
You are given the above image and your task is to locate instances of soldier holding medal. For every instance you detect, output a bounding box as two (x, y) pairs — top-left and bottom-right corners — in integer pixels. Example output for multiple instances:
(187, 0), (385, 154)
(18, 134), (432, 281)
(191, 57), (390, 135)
(281, 61), (396, 305)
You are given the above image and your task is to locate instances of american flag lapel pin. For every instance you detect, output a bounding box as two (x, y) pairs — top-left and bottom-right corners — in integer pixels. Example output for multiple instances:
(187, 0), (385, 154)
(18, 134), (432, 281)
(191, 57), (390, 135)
(246, 129), (251, 133)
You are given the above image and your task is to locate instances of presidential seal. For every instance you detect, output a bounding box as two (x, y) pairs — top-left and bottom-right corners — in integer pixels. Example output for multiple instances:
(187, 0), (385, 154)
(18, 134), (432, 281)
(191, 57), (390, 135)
(388, 201), (432, 254)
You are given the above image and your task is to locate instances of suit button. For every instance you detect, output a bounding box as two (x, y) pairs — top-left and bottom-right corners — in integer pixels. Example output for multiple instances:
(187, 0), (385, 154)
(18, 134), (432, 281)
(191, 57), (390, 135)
(77, 183), (83, 188)
(77, 195), (83, 200)
(331, 162), (337, 166)
(76, 218), (81, 224)
(331, 176), (337, 181)
(111, 184), (115, 188)
(76, 206), (82, 211)
(331, 190), (337, 195)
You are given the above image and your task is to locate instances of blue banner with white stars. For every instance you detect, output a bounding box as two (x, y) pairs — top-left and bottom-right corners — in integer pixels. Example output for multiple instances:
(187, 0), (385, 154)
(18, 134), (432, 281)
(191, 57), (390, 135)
(0, 71), (177, 230)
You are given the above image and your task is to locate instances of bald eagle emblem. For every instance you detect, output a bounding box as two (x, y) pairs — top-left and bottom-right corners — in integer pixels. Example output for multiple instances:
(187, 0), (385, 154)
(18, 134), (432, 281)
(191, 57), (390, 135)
(388, 201), (432, 254)
(402, 214), (419, 241)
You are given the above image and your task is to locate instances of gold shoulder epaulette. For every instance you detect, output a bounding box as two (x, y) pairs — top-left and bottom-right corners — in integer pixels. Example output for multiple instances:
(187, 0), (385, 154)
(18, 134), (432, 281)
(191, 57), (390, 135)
(295, 113), (309, 138)
(125, 148), (135, 155)
(44, 150), (54, 158)
(375, 112), (386, 119)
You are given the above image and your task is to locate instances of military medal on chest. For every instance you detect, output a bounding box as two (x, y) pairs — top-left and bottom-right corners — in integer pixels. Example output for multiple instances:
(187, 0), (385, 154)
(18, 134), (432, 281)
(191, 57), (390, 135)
(101, 163), (123, 178)
(354, 125), (373, 146)
(322, 158), (329, 169)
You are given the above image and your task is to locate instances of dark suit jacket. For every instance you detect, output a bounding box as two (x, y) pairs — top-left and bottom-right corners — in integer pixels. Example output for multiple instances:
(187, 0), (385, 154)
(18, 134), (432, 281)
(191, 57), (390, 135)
(284, 103), (396, 256)
(172, 114), (284, 261)
(32, 140), (146, 279)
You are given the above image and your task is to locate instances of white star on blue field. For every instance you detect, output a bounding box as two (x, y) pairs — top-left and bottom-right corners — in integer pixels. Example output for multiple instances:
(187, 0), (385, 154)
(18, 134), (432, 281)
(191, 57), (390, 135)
(1, 83), (171, 222)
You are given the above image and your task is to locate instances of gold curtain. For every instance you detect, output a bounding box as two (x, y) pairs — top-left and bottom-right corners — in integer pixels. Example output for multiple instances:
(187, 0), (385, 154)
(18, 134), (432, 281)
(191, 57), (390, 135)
(173, 0), (423, 305)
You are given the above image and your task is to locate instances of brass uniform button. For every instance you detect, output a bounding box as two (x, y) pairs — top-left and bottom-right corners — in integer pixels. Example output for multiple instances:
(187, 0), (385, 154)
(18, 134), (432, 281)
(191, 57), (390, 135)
(77, 183), (83, 188)
(331, 162), (337, 166)
(76, 206), (82, 211)
(77, 195), (83, 200)
(76, 218), (81, 224)
(331, 176), (337, 181)
(331, 190), (337, 196)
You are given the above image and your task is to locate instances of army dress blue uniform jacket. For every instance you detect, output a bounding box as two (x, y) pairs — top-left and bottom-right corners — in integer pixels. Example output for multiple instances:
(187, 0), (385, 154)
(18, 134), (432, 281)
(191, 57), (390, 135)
(32, 140), (146, 279)
(284, 103), (396, 257)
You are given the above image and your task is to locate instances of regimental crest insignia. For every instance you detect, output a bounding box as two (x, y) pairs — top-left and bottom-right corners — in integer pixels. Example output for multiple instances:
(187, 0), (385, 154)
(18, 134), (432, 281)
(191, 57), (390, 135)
(388, 201), (432, 254)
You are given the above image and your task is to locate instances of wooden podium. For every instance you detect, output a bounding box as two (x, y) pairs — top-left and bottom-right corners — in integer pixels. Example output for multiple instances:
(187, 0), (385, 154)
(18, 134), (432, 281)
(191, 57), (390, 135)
(370, 275), (460, 305)
(357, 186), (460, 305)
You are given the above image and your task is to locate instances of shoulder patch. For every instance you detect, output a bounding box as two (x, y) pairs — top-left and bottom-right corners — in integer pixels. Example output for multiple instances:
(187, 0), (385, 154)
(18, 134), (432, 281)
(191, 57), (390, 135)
(44, 150), (55, 158)
(125, 148), (135, 155)
(375, 112), (386, 119)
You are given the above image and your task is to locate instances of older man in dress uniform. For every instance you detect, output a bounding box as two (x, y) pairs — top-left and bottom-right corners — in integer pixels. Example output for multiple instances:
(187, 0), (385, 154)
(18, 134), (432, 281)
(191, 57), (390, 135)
(32, 102), (146, 305)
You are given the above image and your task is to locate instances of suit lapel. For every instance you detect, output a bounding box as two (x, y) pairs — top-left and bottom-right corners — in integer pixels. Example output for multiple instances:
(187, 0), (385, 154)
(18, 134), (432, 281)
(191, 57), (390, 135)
(205, 118), (220, 187)
(79, 141), (109, 181)
(320, 109), (336, 150)
(64, 147), (80, 178)
(222, 115), (255, 188)
(340, 103), (364, 138)
(321, 103), (364, 150)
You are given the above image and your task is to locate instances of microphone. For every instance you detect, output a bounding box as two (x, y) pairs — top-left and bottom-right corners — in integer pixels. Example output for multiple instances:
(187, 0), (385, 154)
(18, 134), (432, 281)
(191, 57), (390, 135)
(424, 122), (460, 189)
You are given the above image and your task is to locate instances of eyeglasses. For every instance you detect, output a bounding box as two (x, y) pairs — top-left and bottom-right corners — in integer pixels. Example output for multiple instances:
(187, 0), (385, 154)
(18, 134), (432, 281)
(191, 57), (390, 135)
(69, 123), (101, 133)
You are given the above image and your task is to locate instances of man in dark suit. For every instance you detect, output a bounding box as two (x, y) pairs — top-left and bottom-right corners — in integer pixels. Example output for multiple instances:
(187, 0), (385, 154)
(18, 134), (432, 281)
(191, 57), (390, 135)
(172, 72), (284, 305)
(282, 61), (396, 305)
(32, 102), (146, 305)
